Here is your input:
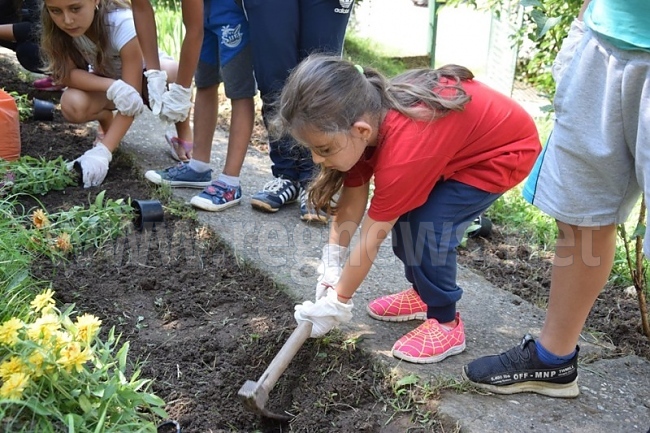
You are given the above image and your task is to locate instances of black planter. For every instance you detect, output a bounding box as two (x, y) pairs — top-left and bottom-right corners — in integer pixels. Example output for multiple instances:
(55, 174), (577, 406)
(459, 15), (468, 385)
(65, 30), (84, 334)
(467, 215), (493, 238)
(132, 199), (164, 231)
(33, 98), (54, 121)
(157, 420), (181, 433)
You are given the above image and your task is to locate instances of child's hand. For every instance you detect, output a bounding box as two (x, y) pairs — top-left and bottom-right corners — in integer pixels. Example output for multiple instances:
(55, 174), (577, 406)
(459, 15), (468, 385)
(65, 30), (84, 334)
(294, 288), (354, 338)
(144, 69), (168, 115)
(160, 83), (192, 123)
(67, 143), (112, 188)
(107, 80), (144, 117)
(316, 244), (348, 300)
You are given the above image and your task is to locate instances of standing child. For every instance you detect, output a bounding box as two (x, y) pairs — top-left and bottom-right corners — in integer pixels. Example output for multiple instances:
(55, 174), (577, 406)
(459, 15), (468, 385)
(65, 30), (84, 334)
(144, 0), (256, 213)
(463, 0), (650, 398)
(40, 0), (191, 187)
(242, 0), (353, 222)
(287, 55), (541, 363)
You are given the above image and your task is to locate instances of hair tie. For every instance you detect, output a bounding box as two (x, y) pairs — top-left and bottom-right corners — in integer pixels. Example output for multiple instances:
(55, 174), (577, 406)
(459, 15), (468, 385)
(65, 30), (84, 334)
(354, 64), (364, 75)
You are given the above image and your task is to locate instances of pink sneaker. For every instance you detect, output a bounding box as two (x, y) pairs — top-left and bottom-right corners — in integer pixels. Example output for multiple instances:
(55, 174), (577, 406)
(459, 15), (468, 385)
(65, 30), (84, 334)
(391, 313), (465, 364)
(33, 76), (64, 92)
(366, 287), (427, 322)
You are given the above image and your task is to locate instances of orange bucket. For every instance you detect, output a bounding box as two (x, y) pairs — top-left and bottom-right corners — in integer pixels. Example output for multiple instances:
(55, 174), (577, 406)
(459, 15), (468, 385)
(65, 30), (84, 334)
(0, 89), (21, 161)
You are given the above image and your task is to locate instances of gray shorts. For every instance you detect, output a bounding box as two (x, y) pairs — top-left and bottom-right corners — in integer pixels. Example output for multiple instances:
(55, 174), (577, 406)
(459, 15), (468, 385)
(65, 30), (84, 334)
(194, 41), (256, 99)
(523, 30), (650, 233)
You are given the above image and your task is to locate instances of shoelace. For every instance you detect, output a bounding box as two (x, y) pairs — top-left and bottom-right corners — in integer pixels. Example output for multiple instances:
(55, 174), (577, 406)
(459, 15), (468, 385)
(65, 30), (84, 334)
(499, 337), (533, 368)
(167, 162), (188, 176)
(263, 177), (293, 194)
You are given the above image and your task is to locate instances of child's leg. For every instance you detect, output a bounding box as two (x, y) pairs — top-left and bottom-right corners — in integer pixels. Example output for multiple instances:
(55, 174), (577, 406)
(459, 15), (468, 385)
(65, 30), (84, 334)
(160, 57), (193, 149)
(60, 88), (114, 138)
(222, 97), (254, 177)
(391, 180), (500, 324)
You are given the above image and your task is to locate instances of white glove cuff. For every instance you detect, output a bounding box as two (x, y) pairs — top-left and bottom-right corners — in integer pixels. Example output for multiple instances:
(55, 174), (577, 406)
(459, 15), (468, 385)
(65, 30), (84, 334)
(168, 83), (192, 97)
(88, 142), (113, 163)
(144, 69), (168, 81)
(322, 244), (348, 267)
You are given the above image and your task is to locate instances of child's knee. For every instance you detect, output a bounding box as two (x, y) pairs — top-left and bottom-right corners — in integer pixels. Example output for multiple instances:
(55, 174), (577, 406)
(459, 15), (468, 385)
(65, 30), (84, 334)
(60, 91), (91, 123)
(160, 58), (179, 83)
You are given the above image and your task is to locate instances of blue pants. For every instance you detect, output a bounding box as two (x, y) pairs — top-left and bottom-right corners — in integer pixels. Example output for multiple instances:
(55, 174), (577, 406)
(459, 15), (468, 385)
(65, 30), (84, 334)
(242, 0), (353, 183)
(392, 180), (501, 323)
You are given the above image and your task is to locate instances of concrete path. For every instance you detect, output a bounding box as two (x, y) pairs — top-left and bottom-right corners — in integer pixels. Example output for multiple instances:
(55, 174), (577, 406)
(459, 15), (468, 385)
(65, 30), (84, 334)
(122, 108), (650, 433)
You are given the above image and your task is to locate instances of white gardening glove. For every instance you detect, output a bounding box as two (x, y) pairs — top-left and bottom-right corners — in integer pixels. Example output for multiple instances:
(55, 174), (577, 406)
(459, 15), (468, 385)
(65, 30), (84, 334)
(294, 288), (354, 338)
(67, 143), (113, 188)
(159, 83), (192, 123)
(551, 19), (586, 83)
(106, 79), (144, 117)
(143, 69), (168, 116)
(316, 244), (348, 300)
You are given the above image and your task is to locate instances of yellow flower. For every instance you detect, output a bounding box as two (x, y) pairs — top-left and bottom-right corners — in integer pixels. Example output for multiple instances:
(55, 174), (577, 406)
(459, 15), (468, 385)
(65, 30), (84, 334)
(30, 289), (55, 314)
(0, 356), (26, 380)
(32, 209), (49, 229)
(55, 233), (72, 253)
(0, 372), (30, 400)
(27, 350), (47, 378)
(57, 342), (92, 373)
(0, 318), (23, 346)
(26, 314), (60, 342)
(75, 314), (101, 344)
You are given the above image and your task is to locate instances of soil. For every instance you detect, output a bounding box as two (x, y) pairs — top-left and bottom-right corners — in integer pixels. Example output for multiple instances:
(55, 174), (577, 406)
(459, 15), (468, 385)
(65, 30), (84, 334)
(2, 52), (649, 433)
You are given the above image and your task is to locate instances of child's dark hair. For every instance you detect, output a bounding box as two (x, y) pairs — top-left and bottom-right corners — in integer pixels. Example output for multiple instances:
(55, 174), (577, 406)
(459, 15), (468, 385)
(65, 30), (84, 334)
(275, 54), (474, 215)
(41, 0), (132, 83)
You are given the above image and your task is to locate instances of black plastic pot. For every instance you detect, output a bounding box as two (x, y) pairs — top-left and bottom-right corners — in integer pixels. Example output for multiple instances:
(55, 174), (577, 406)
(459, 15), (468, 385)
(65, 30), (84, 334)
(33, 98), (54, 121)
(467, 215), (493, 238)
(132, 199), (164, 231)
(157, 420), (181, 433)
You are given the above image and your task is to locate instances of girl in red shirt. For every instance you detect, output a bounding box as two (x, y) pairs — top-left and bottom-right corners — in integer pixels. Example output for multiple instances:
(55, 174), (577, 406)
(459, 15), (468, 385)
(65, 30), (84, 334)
(288, 54), (540, 363)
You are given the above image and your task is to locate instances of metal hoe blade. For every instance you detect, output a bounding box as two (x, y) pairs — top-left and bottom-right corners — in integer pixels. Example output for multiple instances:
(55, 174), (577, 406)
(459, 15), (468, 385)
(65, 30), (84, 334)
(237, 321), (313, 421)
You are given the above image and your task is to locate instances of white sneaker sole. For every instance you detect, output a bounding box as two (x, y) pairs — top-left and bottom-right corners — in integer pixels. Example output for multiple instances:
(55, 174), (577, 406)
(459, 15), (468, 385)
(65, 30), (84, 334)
(392, 341), (466, 364)
(144, 170), (210, 189)
(190, 195), (241, 212)
(461, 368), (580, 398)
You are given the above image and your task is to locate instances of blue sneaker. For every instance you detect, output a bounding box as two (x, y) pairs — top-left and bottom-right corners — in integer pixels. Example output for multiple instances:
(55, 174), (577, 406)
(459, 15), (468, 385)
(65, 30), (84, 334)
(190, 181), (242, 212)
(250, 177), (299, 212)
(299, 187), (328, 223)
(144, 162), (212, 188)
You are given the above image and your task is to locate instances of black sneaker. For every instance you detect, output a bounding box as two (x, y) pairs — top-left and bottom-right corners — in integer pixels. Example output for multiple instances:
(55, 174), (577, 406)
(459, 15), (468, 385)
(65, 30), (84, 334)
(250, 177), (299, 212)
(462, 334), (579, 398)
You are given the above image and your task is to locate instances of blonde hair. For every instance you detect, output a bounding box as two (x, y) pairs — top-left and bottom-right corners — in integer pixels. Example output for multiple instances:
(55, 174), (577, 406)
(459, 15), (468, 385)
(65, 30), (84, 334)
(40, 0), (132, 83)
(275, 54), (474, 215)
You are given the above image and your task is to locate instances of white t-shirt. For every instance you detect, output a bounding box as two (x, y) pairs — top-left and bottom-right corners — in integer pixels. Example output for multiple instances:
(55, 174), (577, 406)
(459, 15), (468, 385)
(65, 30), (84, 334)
(73, 9), (137, 79)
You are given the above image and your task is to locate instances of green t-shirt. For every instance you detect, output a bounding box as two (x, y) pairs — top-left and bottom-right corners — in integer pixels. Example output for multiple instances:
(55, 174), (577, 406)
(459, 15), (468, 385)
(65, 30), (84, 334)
(585, 0), (650, 51)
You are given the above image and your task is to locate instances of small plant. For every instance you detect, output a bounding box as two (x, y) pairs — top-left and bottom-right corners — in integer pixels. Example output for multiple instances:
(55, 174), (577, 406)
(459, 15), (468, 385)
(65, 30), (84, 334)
(0, 156), (77, 197)
(4, 90), (31, 121)
(0, 289), (167, 432)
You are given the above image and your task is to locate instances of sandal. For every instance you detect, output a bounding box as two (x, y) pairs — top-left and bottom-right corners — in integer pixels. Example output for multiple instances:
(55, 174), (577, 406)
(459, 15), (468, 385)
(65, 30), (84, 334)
(165, 131), (193, 162)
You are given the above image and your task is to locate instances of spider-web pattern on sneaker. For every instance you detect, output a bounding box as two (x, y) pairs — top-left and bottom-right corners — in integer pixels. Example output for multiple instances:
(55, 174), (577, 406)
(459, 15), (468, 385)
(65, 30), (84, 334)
(366, 288), (427, 322)
(391, 313), (465, 364)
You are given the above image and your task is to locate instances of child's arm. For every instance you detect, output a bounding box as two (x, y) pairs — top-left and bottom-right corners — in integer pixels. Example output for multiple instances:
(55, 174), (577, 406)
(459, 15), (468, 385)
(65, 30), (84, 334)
(315, 183), (370, 299)
(131, 0), (160, 71)
(336, 214), (397, 303)
(329, 183), (370, 247)
(102, 37), (144, 152)
(158, 0), (203, 123)
(175, 0), (203, 88)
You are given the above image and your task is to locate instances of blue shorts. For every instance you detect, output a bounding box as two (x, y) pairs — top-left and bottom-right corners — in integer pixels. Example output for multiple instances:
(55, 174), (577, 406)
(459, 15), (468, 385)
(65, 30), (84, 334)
(195, 0), (256, 99)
